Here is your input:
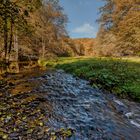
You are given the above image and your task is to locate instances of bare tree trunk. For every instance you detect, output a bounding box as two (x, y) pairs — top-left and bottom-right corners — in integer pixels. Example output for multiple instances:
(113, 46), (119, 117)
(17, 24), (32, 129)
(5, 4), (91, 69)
(8, 19), (14, 60)
(42, 37), (45, 59)
(14, 31), (18, 61)
(3, 18), (8, 62)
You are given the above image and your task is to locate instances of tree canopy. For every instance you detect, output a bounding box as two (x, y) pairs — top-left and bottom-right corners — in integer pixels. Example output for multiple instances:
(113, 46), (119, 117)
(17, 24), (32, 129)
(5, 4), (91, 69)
(97, 0), (140, 56)
(0, 0), (69, 61)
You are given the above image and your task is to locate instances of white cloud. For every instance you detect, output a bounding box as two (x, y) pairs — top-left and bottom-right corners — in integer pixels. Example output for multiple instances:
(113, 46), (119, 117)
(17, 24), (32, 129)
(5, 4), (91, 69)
(72, 23), (97, 37)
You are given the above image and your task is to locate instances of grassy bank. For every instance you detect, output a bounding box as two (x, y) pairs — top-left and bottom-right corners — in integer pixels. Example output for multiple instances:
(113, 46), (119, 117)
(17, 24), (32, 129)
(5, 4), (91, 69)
(39, 57), (140, 102)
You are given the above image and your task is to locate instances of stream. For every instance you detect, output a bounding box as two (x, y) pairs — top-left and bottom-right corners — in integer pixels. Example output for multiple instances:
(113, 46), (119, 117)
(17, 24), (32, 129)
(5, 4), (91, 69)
(1, 68), (140, 140)
(33, 69), (140, 139)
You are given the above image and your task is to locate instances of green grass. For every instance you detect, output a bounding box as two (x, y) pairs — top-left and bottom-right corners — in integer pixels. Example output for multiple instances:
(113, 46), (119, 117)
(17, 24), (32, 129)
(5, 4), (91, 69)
(39, 57), (140, 102)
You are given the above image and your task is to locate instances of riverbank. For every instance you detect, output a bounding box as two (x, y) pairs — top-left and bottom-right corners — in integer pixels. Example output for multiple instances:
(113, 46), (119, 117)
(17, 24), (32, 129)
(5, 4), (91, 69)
(0, 66), (140, 139)
(0, 68), (75, 139)
(39, 57), (140, 102)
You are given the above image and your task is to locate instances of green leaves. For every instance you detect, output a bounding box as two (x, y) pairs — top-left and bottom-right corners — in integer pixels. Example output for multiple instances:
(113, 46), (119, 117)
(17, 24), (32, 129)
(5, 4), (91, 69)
(54, 57), (140, 102)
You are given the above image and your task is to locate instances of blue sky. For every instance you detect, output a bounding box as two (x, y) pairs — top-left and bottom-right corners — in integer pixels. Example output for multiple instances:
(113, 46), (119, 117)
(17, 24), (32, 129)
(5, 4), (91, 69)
(60, 0), (104, 38)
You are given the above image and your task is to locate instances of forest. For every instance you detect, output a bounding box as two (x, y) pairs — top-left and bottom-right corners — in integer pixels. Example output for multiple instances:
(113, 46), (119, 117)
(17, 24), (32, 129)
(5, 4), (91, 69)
(0, 0), (139, 62)
(0, 0), (71, 63)
(0, 0), (140, 140)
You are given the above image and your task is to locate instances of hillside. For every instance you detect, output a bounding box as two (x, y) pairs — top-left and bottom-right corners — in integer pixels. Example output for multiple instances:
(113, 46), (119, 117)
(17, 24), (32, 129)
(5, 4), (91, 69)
(70, 38), (96, 56)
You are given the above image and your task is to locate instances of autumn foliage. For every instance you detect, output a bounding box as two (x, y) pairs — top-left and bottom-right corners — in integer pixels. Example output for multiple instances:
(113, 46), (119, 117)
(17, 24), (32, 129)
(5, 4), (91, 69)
(96, 0), (140, 56)
(0, 0), (69, 61)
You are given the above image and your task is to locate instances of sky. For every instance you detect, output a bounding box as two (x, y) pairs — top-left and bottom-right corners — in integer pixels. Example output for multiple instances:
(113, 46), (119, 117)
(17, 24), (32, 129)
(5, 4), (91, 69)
(60, 0), (104, 38)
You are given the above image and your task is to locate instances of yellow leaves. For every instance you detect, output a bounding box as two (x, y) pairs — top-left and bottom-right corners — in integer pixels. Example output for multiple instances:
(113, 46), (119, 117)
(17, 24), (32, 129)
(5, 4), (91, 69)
(15, 119), (22, 125)
(22, 116), (27, 121)
(0, 116), (4, 121)
(0, 129), (8, 140)
(49, 128), (75, 140)
(2, 134), (8, 139)
(0, 70), (51, 139)
(58, 128), (74, 138)
(39, 122), (44, 126)
(9, 83), (33, 96)
(50, 135), (57, 140)
(21, 95), (38, 104)
(27, 116), (44, 128)
(13, 128), (17, 132)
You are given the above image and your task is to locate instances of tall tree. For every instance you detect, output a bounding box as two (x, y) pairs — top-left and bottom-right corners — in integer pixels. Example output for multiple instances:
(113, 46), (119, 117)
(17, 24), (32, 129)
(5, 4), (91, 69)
(0, 0), (42, 61)
(32, 0), (68, 59)
(0, 0), (70, 61)
(97, 0), (140, 56)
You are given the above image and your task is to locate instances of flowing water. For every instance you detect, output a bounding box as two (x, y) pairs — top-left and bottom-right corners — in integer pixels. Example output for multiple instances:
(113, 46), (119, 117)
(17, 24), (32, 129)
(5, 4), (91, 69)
(1, 68), (140, 139)
(31, 69), (140, 140)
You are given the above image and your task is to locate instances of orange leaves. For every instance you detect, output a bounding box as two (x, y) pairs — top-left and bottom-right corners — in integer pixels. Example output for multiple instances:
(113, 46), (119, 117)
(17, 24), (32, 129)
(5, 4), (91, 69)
(97, 0), (140, 56)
